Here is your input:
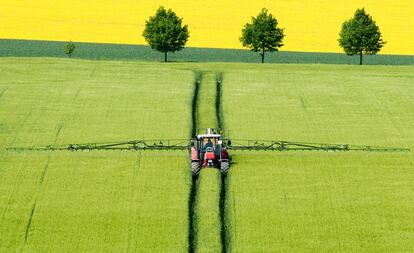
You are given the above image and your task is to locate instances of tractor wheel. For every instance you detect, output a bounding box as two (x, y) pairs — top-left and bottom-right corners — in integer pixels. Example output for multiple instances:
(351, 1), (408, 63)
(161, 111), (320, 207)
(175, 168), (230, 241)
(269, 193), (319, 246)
(191, 161), (201, 176)
(220, 161), (229, 175)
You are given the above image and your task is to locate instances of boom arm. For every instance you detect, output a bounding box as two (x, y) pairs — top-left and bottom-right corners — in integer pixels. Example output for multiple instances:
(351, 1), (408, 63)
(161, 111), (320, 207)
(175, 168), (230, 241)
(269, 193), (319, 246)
(7, 139), (190, 151)
(228, 140), (410, 152)
(7, 139), (409, 153)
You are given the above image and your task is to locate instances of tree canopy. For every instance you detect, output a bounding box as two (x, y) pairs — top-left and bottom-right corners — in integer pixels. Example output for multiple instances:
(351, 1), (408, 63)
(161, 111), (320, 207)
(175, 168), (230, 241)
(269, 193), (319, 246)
(64, 41), (75, 58)
(240, 8), (285, 63)
(143, 6), (189, 62)
(339, 8), (385, 65)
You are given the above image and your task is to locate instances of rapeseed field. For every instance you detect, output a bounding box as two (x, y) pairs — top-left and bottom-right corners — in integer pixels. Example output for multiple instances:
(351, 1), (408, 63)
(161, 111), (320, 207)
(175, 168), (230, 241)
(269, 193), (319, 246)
(1, 1), (413, 54)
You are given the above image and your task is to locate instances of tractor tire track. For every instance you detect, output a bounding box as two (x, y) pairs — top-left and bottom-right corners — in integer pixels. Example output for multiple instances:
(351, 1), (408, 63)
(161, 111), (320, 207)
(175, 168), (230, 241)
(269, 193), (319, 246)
(22, 122), (61, 248)
(188, 176), (198, 253)
(72, 66), (97, 103)
(2, 92), (44, 250)
(216, 73), (230, 253)
(54, 123), (64, 144)
(215, 73), (224, 131)
(188, 71), (202, 253)
(22, 154), (51, 247)
(21, 156), (50, 251)
(26, 82), (67, 235)
(24, 202), (37, 243)
(39, 157), (51, 185)
(191, 72), (202, 138)
(219, 174), (229, 253)
(0, 87), (9, 99)
(189, 71), (230, 253)
(0, 95), (39, 236)
(11, 66), (97, 251)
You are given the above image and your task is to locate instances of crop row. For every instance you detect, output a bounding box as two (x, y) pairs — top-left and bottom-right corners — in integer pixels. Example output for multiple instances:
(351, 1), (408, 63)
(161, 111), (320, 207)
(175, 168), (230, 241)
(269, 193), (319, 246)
(189, 70), (228, 253)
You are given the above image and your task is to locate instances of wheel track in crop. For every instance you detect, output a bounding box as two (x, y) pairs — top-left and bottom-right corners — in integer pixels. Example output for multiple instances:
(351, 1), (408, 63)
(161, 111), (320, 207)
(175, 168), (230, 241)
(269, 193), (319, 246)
(0, 87), (8, 99)
(216, 73), (229, 253)
(191, 72), (202, 138)
(0, 92), (41, 246)
(23, 202), (37, 243)
(8, 71), (83, 242)
(22, 121), (62, 249)
(188, 71), (202, 253)
(188, 71), (230, 253)
(21, 156), (50, 251)
(215, 73), (224, 131)
(188, 176), (198, 253)
(219, 174), (229, 253)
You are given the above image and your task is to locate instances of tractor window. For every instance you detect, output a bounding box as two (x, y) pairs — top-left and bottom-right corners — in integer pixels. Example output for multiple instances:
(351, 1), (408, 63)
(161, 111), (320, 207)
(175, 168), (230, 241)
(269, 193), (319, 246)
(204, 138), (217, 145)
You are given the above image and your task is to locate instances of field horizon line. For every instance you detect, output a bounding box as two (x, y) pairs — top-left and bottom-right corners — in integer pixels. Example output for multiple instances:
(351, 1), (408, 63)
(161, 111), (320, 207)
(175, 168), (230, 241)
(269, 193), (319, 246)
(1, 39), (413, 65)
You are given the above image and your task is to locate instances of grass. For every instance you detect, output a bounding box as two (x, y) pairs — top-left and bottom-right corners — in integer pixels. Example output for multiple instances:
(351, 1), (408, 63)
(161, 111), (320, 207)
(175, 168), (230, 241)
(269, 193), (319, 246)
(1, 58), (414, 252)
(222, 64), (414, 147)
(197, 72), (218, 130)
(1, 39), (414, 65)
(194, 169), (222, 253)
(0, 152), (189, 252)
(227, 152), (414, 252)
(0, 58), (193, 145)
(192, 69), (223, 252)
(0, 58), (193, 252)
(222, 64), (414, 252)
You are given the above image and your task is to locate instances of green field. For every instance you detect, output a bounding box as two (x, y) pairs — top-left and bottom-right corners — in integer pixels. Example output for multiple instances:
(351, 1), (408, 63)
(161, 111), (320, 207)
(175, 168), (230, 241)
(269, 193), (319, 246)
(1, 39), (414, 65)
(222, 64), (414, 252)
(0, 58), (193, 252)
(194, 170), (222, 253)
(0, 58), (413, 252)
(192, 69), (223, 252)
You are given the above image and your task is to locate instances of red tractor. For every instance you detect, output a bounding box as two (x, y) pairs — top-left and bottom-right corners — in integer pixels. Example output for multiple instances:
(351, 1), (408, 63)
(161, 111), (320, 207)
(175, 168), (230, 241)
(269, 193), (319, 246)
(190, 128), (230, 176)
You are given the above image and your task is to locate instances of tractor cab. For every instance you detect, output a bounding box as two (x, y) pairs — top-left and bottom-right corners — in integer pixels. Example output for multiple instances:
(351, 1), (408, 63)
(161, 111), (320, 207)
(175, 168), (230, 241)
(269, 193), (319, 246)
(190, 128), (230, 176)
(197, 128), (222, 156)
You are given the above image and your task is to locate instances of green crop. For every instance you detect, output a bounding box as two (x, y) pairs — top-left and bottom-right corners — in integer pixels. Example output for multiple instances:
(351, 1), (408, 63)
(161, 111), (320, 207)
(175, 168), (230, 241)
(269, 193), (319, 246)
(0, 58), (193, 252)
(197, 72), (219, 131)
(223, 64), (414, 252)
(0, 152), (190, 252)
(1, 58), (413, 252)
(191, 70), (223, 252)
(194, 169), (222, 252)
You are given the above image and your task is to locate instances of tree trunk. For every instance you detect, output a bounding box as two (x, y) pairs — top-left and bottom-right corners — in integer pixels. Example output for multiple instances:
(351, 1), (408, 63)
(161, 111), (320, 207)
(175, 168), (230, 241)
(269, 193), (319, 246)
(69, 53), (72, 58)
(164, 51), (167, 62)
(261, 49), (265, 63)
(359, 51), (363, 65)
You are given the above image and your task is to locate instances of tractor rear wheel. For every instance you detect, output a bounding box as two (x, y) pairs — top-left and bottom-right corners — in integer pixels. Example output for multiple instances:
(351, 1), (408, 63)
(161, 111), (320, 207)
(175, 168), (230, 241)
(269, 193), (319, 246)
(191, 161), (201, 176)
(220, 161), (229, 175)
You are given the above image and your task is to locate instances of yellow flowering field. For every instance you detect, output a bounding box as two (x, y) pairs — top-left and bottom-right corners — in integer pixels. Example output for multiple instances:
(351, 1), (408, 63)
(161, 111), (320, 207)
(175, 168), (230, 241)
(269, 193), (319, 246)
(0, 0), (412, 54)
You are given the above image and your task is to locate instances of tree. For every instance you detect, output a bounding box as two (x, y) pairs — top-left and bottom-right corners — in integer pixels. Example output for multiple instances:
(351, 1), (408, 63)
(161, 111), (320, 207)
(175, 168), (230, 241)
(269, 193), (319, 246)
(64, 41), (75, 58)
(143, 6), (189, 62)
(240, 8), (285, 63)
(339, 8), (385, 65)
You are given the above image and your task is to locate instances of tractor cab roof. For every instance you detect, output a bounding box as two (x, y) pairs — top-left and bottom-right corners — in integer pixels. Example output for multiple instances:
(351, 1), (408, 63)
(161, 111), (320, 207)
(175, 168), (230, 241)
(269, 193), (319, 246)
(197, 128), (222, 140)
(197, 133), (222, 140)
